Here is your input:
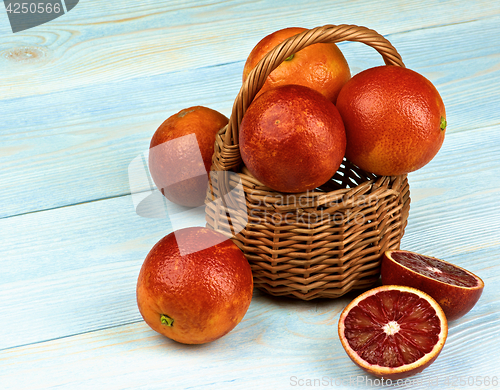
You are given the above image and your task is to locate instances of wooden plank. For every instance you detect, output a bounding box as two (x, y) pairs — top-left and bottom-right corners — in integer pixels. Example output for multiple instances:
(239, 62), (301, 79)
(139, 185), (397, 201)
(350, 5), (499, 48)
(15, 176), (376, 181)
(403, 124), (500, 263)
(1, 286), (499, 390)
(2, 16), (500, 220)
(0, 62), (241, 219)
(1, 124), (499, 350)
(0, 194), (169, 350)
(1, 0), (499, 100)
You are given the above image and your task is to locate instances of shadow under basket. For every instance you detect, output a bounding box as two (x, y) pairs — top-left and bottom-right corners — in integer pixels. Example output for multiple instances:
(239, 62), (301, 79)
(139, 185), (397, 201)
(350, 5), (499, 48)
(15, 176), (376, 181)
(205, 24), (411, 300)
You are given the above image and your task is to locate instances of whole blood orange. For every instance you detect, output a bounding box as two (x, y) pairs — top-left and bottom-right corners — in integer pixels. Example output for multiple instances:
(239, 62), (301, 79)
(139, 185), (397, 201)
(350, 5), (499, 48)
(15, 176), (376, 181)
(243, 27), (351, 103)
(338, 285), (448, 380)
(136, 227), (253, 344)
(336, 65), (447, 176)
(239, 84), (346, 193)
(381, 250), (484, 321)
(148, 106), (228, 207)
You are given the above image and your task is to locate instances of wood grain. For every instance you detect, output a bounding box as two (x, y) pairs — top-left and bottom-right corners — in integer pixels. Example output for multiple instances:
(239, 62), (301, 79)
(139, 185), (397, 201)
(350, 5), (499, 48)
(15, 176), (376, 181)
(1, 16), (500, 219)
(1, 0), (499, 100)
(1, 288), (498, 390)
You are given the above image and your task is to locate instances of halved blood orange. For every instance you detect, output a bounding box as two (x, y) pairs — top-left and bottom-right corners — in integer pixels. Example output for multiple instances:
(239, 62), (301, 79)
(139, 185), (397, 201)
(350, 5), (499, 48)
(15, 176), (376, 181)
(338, 285), (447, 380)
(381, 250), (484, 321)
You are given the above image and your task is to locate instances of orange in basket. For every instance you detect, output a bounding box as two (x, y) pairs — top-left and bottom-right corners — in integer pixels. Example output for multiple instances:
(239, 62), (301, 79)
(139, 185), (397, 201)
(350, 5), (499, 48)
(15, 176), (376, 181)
(205, 24), (411, 300)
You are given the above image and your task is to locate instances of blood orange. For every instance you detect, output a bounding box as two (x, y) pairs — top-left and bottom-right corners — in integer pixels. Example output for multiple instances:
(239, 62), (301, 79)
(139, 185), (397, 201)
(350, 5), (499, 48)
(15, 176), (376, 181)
(336, 65), (446, 176)
(381, 250), (484, 321)
(243, 27), (351, 103)
(136, 227), (253, 344)
(149, 106), (228, 207)
(239, 84), (346, 193)
(338, 285), (447, 380)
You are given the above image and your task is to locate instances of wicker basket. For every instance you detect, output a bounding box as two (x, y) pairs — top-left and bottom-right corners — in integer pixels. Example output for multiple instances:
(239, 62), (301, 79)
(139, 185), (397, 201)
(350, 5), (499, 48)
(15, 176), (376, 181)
(205, 24), (411, 300)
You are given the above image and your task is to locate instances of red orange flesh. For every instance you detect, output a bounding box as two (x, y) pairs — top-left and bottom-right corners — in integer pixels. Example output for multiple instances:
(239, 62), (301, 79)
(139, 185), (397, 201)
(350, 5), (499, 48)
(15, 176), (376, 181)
(338, 285), (447, 380)
(381, 250), (484, 321)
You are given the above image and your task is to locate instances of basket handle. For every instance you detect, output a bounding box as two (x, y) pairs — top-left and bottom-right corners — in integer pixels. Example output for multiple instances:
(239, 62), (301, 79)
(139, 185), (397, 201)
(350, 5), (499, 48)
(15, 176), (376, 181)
(216, 24), (405, 171)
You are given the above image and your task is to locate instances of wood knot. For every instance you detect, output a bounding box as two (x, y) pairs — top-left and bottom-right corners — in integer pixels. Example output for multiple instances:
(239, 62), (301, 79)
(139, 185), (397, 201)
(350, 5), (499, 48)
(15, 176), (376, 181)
(2, 46), (47, 63)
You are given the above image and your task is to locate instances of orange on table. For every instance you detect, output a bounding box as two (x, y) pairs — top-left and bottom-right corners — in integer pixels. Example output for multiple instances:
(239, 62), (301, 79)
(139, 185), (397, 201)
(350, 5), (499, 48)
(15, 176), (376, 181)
(148, 106), (228, 207)
(136, 227), (254, 345)
(243, 27), (351, 103)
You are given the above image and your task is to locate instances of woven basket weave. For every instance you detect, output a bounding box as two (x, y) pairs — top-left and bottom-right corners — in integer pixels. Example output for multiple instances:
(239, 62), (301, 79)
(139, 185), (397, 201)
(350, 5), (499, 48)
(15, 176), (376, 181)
(205, 24), (411, 300)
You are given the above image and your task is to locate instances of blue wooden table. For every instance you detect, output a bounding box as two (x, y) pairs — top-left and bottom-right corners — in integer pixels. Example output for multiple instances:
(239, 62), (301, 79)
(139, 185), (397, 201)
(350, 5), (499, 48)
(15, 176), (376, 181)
(1, 1), (500, 389)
